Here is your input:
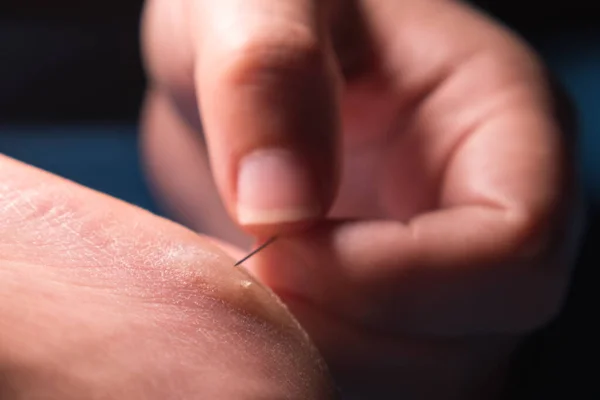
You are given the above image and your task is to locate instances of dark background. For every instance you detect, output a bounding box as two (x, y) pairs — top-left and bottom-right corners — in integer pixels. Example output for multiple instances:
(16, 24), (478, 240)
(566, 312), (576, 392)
(0, 1), (598, 123)
(0, 2), (598, 398)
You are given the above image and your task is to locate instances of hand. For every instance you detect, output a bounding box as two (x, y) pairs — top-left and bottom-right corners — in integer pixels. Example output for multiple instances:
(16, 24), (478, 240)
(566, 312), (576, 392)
(0, 155), (333, 399)
(141, 0), (582, 397)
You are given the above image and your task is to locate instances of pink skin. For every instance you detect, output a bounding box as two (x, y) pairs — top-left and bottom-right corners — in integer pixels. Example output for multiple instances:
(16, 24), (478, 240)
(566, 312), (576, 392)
(141, 0), (581, 398)
(0, 155), (334, 400)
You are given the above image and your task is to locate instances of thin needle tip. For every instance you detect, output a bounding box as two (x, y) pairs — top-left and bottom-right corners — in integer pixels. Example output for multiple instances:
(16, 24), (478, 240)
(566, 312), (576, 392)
(234, 236), (278, 267)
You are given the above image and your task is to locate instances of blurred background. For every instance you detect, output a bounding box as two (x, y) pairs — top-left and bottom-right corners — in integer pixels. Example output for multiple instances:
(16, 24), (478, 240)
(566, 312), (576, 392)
(1, 1), (598, 207)
(0, 1), (598, 397)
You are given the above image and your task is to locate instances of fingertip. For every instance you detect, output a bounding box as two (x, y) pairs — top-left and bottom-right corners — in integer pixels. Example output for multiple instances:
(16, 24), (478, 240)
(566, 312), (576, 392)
(193, 0), (341, 236)
(236, 149), (324, 229)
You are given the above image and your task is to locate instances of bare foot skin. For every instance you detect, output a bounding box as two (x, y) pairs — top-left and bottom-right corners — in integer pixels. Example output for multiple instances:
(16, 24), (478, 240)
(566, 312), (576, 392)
(0, 154), (334, 400)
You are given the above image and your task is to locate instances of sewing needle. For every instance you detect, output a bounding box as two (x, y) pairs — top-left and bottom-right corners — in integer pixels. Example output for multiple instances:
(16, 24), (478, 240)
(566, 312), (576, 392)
(234, 236), (278, 267)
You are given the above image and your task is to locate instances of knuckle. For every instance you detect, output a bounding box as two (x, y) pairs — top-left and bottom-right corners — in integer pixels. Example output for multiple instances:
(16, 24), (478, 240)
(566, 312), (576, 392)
(506, 210), (550, 258)
(142, 0), (194, 88)
(218, 27), (326, 87)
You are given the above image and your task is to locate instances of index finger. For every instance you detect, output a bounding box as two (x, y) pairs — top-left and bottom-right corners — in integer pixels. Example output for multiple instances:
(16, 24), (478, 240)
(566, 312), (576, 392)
(193, 0), (341, 235)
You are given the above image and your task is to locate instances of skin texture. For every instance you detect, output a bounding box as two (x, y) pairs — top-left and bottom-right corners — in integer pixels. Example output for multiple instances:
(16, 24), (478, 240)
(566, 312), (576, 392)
(0, 155), (334, 400)
(141, 0), (582, 398)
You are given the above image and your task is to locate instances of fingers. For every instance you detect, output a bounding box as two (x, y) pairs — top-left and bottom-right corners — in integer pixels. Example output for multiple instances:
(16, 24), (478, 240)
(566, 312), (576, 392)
(248, 194), (577, 339)
(246, 1), (581, 337)
(0, 154), (334, 399)
(248, 203), (572, 339)
(249, 99), (576, 339)
(192, 0), (341, 235)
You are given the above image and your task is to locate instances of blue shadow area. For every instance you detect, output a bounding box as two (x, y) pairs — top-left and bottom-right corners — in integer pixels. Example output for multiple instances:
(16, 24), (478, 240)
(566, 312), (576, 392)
(536, 32), (600, 201)
(0, 32), (598, 212)
(0, 125), (160, 214)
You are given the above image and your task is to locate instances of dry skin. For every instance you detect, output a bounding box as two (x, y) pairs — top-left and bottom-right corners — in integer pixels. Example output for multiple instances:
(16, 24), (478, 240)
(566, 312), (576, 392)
(0, 154), (335, 400)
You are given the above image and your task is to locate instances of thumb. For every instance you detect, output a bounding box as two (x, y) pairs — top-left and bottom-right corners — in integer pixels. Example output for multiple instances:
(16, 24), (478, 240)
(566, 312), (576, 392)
(193, 0), (341, 236)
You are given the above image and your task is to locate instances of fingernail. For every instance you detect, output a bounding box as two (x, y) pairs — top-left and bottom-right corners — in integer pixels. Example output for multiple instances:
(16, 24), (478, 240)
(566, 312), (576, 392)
(237, 149), (320, 225)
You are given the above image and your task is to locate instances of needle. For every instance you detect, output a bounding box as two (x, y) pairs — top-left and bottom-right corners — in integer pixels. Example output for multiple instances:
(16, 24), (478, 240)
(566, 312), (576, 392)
(234, 236), (278, 267)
